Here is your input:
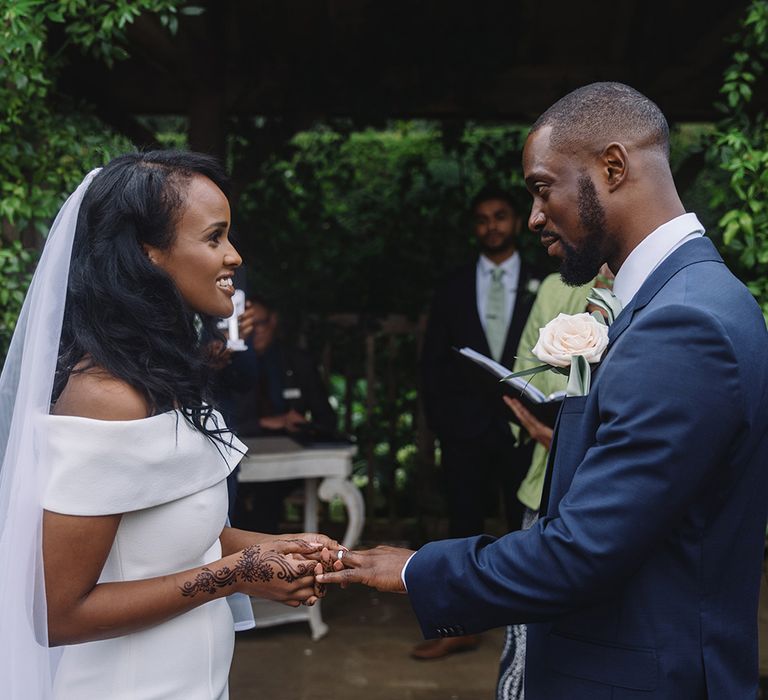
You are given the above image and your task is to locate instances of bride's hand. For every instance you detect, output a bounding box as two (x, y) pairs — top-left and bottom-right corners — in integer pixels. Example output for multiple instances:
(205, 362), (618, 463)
(272, 543), (348, 602)
(224, 544), (320, 607)
(219, 528), (340, 556)
(278, 532), (342, 551)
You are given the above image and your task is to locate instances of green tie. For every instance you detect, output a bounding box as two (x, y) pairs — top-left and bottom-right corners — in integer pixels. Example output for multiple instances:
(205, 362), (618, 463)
(485, 267), (507, 361)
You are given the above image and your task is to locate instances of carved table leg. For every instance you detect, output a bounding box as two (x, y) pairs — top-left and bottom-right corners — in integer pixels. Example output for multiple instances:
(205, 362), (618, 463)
(301, 478), (329, 640)
(317, 477), (365, 550)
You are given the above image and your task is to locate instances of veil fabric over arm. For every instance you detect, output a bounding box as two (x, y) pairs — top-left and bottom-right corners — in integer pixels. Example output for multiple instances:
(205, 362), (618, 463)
(0, 170), (100, 698)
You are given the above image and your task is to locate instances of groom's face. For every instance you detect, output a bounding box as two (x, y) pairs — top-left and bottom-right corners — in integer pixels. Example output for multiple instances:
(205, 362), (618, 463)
(523, 127), (617, 285)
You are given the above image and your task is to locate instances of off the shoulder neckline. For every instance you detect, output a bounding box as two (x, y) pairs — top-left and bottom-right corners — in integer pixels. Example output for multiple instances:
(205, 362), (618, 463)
(43, 408), (187, 425)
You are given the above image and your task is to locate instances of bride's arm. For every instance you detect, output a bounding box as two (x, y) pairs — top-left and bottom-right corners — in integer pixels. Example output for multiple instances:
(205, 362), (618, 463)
(43, 510), (319, 646)
(219, 526), (341, 556)
(44, 371), (318, 646)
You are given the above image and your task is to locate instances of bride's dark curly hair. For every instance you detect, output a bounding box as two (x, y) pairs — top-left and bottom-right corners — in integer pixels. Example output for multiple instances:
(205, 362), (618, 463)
(54, 150), (234, 445)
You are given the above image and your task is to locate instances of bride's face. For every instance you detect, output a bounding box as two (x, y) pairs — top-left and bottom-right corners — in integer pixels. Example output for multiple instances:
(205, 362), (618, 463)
(146, 175), (242, 318)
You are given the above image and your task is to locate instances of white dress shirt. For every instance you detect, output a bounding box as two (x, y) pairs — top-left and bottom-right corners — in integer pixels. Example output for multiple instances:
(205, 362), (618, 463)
(476, 252), (521, 335)
(612, 212), (705, 308)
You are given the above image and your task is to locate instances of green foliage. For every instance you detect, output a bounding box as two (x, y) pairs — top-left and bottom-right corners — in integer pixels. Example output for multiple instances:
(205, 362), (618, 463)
(0, 242), (36, 352)
(234, 120), (546, 323)
(0, 0), (184, 358)
(232, 120), (552, 522)
(708, 0), (768, 320)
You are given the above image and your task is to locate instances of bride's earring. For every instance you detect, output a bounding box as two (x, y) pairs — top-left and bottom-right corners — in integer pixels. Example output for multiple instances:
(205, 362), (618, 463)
(142, 244), (157, 265)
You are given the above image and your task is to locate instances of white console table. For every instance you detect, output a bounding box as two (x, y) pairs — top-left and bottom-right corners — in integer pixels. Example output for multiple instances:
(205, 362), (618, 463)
(238, 436), (362, 640)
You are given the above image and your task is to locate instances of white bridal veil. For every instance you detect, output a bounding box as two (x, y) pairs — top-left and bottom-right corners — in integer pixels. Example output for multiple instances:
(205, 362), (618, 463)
(0, 170), (100, 698)
(0, 167), (254, 698)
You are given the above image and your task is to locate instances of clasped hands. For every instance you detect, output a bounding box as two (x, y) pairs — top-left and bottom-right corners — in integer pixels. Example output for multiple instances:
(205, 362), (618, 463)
(308, 543), (416, 595)
(244, 535), (415, 606)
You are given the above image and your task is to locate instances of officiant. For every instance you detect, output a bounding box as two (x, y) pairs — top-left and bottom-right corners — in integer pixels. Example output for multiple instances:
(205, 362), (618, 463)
(417, 186), (539, 659)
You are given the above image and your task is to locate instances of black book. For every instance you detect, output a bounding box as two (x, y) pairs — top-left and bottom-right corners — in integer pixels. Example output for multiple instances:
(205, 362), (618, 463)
(454, 347), (565, 428)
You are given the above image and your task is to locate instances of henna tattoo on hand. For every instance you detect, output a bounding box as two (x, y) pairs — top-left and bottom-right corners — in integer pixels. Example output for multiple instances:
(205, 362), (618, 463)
(273, 555), (314, 583)
(179, 545), (314, 597)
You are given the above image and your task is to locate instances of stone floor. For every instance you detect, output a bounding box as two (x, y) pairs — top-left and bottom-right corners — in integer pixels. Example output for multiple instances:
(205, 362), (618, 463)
(230, 584), (504, 700)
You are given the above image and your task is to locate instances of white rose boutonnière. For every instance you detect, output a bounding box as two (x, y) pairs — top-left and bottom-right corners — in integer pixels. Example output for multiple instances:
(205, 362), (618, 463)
(504, 287), (621, 397)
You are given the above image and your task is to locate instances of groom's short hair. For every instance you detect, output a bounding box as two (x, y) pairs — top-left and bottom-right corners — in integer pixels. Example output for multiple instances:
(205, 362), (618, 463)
(531, 82), (670, 158)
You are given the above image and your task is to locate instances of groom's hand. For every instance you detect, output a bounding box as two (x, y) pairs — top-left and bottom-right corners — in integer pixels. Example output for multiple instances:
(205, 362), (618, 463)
(315, 545), (414, 594)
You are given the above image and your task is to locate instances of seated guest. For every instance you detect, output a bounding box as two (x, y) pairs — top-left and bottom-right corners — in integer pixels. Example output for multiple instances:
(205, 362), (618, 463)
(216, 294), (337, 532)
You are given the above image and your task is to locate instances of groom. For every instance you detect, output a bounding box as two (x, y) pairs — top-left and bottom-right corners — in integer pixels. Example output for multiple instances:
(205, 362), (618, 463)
(318, 83), (768, 698)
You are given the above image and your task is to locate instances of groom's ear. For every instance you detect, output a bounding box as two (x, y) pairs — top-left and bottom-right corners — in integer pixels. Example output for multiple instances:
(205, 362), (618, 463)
(600, 142), (628, 193)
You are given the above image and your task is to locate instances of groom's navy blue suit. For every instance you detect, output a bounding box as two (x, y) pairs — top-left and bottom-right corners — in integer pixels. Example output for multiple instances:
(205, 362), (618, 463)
(406, 237), (768, 699)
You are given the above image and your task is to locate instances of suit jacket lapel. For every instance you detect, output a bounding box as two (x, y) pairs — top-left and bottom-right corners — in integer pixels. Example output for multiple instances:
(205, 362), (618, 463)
(605, 237), (723, 356)
(501, 262), (532, 362)
(539, 237), (724, 514)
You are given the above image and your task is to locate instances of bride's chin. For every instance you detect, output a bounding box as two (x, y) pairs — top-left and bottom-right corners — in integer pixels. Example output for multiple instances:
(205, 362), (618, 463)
(186, 301), (233, 319)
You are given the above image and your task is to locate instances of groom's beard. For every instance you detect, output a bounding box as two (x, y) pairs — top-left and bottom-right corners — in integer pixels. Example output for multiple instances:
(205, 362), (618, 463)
(559, 176), (615, 286)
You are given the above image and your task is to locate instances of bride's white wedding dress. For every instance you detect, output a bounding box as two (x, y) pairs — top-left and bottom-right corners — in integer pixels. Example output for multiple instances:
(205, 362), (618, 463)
(40, 409), (246, 700)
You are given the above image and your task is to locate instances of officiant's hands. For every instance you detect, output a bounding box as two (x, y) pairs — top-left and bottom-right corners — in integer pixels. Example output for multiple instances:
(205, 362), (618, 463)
(314, 545), (414, 593)
(504, 396), (554, 449)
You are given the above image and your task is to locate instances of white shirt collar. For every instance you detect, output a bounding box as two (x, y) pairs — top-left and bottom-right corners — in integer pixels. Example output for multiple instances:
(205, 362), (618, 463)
(612, 212), (705, 307)
(478, 251), (520, 277)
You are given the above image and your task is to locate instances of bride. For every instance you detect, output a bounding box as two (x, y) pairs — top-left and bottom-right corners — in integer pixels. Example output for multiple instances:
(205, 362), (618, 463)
(0, 151), (336, 699)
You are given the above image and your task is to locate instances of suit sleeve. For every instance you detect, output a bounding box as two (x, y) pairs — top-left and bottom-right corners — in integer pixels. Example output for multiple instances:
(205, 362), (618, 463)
(406, 303), (744, 637)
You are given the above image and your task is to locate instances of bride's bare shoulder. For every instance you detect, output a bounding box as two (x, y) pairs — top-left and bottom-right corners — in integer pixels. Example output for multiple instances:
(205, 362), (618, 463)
(53, 366), (150, 421)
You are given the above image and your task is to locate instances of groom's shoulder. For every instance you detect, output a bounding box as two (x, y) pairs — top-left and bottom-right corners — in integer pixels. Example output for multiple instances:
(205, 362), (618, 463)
(672, 259), (763, 329)
(642, 252), (759, 324)
(624, 264), (768, 382)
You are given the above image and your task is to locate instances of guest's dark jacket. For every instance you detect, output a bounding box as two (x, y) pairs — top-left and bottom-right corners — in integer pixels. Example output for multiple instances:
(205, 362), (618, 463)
(217, 342), (336, 437)
(420, 259), (538, 441)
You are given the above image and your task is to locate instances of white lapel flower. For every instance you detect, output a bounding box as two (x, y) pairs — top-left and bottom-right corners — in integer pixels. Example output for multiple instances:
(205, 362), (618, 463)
(503, 287), (620, 397)
(526, 277), (541, 295)
(530, 312), (608, 396)
(532, 312), (608, 367)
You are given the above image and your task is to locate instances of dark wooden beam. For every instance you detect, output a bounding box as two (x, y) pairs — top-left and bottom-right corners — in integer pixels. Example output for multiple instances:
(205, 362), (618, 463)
(56, 0), (756, 127)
